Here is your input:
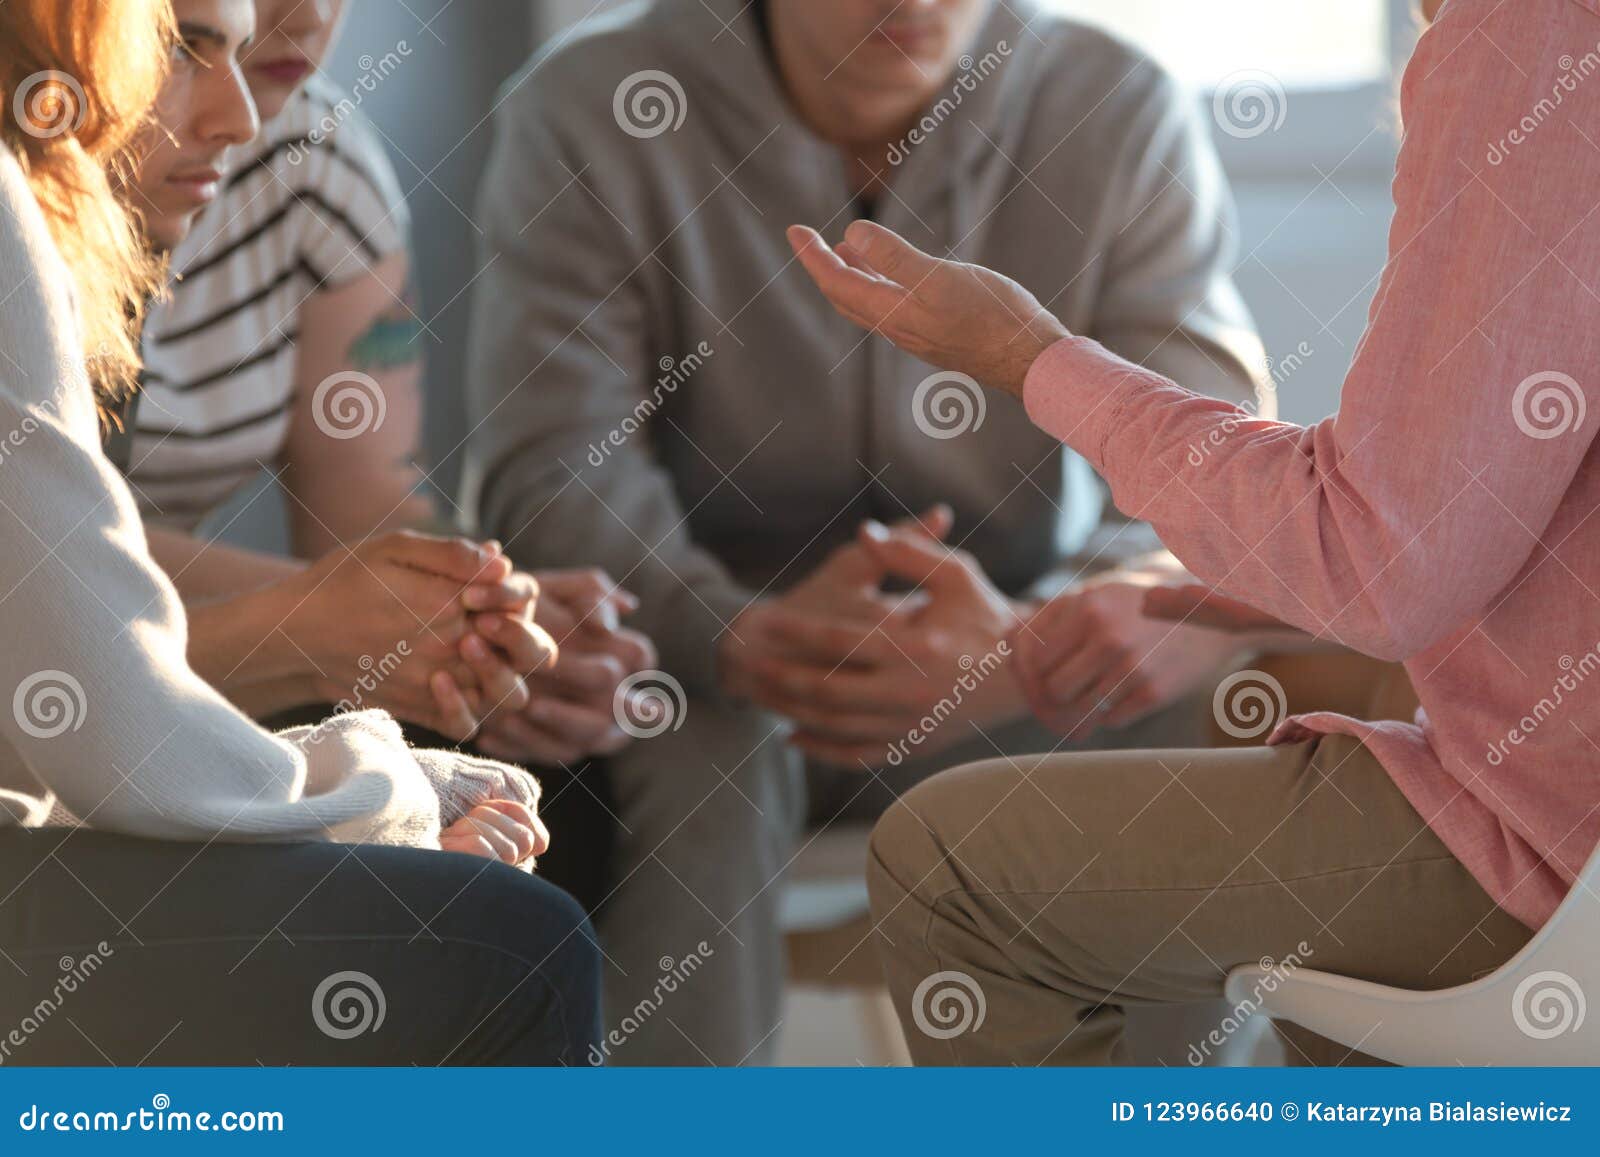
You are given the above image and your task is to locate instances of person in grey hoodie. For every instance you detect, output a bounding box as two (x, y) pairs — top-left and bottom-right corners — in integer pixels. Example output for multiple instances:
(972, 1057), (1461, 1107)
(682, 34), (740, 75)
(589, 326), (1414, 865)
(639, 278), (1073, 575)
(464, 0), (1268, 1065)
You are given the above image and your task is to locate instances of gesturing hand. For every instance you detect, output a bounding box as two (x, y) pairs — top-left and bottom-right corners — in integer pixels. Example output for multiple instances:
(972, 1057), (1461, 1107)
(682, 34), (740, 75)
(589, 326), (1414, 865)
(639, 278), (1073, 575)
(787, 220), (1071, 399)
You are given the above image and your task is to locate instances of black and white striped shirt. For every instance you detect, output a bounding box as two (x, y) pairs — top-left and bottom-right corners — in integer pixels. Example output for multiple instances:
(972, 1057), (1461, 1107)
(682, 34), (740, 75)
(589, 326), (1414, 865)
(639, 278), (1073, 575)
(127, 76), (408, 527)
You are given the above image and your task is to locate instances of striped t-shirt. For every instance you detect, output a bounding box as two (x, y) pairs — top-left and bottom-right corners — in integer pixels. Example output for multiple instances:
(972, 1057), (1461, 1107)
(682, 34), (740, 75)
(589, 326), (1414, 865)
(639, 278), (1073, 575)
(127, 76), (408, 528)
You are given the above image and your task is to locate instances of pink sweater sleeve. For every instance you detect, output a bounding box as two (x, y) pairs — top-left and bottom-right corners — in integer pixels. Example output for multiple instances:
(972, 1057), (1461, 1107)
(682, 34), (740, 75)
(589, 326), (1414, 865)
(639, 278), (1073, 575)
(1023, 1), (1600, 661)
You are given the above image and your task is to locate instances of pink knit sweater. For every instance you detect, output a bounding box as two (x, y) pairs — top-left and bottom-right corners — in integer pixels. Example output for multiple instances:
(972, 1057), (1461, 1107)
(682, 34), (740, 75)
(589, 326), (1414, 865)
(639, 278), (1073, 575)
(1023, 0), (1600, 928)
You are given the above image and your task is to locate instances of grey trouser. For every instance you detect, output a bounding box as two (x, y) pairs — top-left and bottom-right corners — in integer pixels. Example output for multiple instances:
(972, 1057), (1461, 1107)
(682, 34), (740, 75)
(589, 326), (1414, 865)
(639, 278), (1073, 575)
(866, 733), (1531, 1065)
(593, 691), (1212, 1065)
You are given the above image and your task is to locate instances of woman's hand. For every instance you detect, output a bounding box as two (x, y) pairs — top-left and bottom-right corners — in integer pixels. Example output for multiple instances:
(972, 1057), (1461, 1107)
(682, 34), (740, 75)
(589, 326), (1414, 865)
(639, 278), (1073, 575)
(470, 569), (655, 765)
(439, 800), (548, 868)
(278, 531), (556, 740)
(787, 220), (1071, 399)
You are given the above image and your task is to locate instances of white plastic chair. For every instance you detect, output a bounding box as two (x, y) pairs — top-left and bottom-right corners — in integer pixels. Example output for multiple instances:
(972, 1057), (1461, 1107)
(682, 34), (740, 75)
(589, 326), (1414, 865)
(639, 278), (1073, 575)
(1224, 838), (1599, 1065)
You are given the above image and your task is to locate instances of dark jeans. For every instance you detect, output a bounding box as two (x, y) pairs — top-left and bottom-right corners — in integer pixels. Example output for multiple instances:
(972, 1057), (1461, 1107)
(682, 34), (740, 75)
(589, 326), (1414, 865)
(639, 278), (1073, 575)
(0, 828), (601, 1065)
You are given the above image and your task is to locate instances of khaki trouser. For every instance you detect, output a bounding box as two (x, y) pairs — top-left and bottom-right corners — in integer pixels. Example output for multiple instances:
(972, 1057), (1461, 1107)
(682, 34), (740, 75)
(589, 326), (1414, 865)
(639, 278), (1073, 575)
(866, 732), (1532, 1065)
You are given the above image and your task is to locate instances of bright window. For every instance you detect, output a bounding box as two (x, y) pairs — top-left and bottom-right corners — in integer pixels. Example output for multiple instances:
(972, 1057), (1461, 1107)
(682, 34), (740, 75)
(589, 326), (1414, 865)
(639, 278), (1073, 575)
(1038, 0), (1391, 89)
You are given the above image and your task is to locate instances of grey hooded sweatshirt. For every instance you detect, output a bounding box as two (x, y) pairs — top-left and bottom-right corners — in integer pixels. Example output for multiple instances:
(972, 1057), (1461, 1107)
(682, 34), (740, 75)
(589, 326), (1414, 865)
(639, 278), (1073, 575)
(464, 0), (1267, 694)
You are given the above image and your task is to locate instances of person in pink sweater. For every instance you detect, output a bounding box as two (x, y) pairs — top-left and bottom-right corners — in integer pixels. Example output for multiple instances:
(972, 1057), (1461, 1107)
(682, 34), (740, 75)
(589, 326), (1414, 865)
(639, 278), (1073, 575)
(791, 0), (1600, 1065)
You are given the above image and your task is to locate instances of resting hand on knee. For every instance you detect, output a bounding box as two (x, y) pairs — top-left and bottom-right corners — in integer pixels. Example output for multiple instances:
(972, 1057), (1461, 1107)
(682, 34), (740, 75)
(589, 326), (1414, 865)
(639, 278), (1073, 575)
(439, 800), (549, 867)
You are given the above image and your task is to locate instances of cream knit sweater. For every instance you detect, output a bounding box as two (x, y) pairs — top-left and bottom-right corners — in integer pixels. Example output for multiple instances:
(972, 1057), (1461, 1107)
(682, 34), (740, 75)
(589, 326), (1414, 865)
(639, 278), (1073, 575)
(0, 143), (491, 848)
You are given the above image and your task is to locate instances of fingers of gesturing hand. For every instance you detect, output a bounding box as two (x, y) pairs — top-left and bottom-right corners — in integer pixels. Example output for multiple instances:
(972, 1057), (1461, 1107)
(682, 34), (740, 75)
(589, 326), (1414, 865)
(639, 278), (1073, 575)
(786, 225), (911, 330)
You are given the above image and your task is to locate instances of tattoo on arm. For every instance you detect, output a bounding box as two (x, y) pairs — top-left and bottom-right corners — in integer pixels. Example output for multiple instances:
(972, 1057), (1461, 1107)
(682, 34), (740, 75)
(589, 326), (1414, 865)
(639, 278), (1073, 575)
(348, 281), (423, 371)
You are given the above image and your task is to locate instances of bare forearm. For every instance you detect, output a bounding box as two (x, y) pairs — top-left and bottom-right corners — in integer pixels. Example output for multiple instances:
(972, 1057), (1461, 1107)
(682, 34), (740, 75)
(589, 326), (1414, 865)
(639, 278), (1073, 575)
(185, 582), (322, 717)
(146, 525), (307, 602)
